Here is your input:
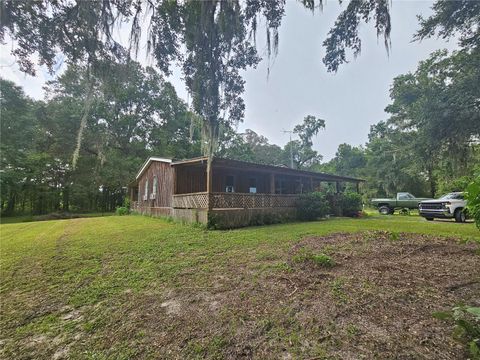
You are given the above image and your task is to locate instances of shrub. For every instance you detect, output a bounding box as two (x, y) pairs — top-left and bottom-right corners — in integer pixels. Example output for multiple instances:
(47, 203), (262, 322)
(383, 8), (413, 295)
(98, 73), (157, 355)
(207, 210), (293, 229)
(339, 191), (363, 217)
(115, 206), (129, 216)
(466, 174), (480, 229)
(296, 192), (330, 221)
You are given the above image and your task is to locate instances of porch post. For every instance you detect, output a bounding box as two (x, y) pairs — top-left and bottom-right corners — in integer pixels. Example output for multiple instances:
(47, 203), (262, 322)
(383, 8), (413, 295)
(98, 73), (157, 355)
(335, 181), (340, 194)
(270, 173), (275, 194)
(356, 182), (360, 193)
(173, 167), (177, 195)
(207, 160), (213, 210)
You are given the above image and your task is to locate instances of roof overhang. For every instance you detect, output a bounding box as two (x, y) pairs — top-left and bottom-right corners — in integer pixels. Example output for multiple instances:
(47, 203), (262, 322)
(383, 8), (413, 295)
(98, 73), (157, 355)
(136, 157), (172, 180)
(172, 156), (364, 183)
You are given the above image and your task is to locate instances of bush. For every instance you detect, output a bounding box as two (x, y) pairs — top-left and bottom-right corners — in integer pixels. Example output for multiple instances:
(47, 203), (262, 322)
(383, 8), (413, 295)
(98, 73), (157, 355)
(466, 174), (480, 229)
(296, 192), (330, 221)
(115, 206), (130, 216)
(207, 210), (294, 229)
(339, 191), (363, 217)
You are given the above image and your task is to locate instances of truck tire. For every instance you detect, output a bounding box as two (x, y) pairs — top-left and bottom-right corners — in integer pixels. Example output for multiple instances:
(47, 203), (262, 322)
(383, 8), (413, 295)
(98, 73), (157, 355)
(379, 206), (391, 215)
(425, 217), (434, 221)
(454, 208), (466, 223)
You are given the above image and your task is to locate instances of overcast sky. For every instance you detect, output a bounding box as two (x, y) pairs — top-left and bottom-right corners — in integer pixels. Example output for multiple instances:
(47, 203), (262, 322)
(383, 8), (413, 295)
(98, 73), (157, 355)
(0, 0), (458, 161)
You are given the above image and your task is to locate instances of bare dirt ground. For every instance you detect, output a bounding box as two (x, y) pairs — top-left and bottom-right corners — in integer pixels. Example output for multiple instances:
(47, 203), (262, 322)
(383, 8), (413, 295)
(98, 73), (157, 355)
(108, 231), (480, 359)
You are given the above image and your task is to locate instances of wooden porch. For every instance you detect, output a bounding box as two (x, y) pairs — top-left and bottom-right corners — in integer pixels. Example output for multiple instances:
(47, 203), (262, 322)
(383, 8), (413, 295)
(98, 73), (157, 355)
(172, 192), (298, 209)
(170, 157), (362, 211)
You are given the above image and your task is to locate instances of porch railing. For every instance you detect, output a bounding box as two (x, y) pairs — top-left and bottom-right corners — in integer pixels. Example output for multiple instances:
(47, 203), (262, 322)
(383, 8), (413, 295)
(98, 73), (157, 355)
(172, 192), (299, 209)
(172, 192), (210, 209)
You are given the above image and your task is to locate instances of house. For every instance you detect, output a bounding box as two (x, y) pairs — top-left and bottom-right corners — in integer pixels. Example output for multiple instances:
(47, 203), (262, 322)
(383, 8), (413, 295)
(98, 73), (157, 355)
(128, 156), (364, 228)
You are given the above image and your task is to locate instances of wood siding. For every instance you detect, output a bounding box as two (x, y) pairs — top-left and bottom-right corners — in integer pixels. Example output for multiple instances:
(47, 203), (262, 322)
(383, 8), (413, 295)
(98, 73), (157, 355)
(175, 164), (207, 194)
(137, 161), (174, 208)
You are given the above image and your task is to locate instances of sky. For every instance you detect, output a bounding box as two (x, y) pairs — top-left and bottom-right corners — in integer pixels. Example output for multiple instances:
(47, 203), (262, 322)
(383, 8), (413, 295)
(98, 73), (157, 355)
(0, 0), (458, 161)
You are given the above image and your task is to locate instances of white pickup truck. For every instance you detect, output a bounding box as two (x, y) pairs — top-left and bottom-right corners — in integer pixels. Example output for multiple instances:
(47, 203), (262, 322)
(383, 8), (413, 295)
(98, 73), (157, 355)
(418, 192), (467, 222)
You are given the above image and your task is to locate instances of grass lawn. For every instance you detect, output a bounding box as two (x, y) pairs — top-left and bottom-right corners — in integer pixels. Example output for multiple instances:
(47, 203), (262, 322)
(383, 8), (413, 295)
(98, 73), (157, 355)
(0, 213), (478, 359)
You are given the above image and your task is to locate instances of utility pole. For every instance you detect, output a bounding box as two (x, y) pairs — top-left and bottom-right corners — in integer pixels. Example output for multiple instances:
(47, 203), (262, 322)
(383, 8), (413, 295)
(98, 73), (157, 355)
(283, 130), (294, 169)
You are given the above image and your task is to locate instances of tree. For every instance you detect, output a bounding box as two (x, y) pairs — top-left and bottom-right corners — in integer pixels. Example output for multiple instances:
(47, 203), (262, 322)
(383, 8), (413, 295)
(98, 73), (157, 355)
(466, 174), (480, 229)
(317, 143), (366, 177)
(218, 128), (285, 165)
(385, 49), (480, 195)
(1, 0), (393, 171)
(283, 115), (325, 169)
(283, 140), (323, 170)
(415, 0), (480, 50)
(0, 60), (199, 215)
(365, 122), (429, 197)
(293, 115), (326, 148)
(43, 61), (199, 212)
(0, 79), (39, 214)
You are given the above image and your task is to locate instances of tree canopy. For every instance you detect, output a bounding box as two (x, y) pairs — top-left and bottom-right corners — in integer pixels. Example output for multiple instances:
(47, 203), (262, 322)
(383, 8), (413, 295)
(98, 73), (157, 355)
(0, 61), (200, 215)
(1, 0), (394, 168)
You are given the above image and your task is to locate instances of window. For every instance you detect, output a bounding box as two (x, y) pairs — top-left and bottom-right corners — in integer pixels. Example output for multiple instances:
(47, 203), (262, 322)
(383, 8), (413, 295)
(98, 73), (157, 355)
(398, 193), (414, 200)
(152, 176), (158, 195)
(144, 179), (149, 200)
(225, 175), (235, 193)
(249, 178), (257, 193)
(440, 193), (464, 200)
(275, 179), (288, 194)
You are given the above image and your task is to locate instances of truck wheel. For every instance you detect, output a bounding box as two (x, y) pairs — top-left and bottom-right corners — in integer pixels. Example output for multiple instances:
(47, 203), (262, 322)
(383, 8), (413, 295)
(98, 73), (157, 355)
(425, 217), (434, 221)
(379, 206), (391, 215)
(454, 209), (466, 223)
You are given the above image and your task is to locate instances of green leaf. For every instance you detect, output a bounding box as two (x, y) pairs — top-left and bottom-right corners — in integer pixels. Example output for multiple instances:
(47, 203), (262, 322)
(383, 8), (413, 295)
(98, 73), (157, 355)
(466, 307), (480, 320)
(432, 311), (452, 320)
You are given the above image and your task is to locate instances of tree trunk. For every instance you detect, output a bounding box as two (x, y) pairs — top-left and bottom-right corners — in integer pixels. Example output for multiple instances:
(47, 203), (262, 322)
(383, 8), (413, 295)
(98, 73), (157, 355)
(427, 168), (436, 198)
(4, 191), (16, 216)
(63, 186), (70, 212)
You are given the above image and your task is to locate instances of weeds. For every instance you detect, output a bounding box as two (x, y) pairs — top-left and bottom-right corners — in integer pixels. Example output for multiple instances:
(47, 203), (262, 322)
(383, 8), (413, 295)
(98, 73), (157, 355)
(330, 278), (348, 303)
(292, 249), (335, 267)
(346, 324), (359, 337)
(433, 305), (480, 358)
(389, 231), (400, 241)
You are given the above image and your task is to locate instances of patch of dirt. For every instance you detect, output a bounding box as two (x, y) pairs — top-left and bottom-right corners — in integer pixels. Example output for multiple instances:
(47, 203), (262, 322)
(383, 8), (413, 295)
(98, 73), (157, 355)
(284, 231), (480, 359)
(69, 231), (480, 359)
(160, 299), (182, 315)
